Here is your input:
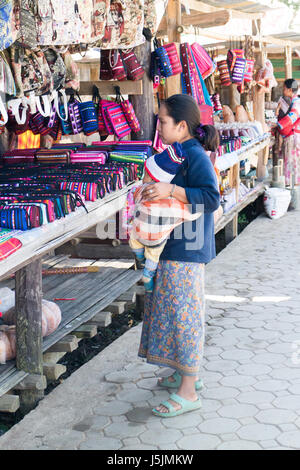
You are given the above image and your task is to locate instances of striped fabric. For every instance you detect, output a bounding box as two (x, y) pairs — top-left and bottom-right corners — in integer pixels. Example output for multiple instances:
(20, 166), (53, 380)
(120, 100), (140, 133)
(68, 99), (83, 134)
(70, 151), (107, 164)
(191, 43), (216, 80)
(244, 59), (255, 83)
(131, 197), (202, 247)
(109, 151), (146, 164)
(79, 101), (98, 136)
(60, 182), (98, 202)
(231, 57), (246, 84)
(120, 50), (145, 81)
(17, 130), (40, 150)
(104, 102), (131, 139)
(217, 60), (231, 86)
(163, 43), (182, 76)
(145, 143), (185, 183)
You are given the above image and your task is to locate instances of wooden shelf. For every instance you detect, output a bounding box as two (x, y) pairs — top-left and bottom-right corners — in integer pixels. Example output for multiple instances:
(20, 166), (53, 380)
(215, 182), (266, 234)
(79, 80), (143, 96)
(0, 184), (135, 282)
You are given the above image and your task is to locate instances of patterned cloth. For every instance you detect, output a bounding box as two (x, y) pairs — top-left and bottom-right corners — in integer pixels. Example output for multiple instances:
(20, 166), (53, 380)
(281, 134), (300, 186)
(138, 260), (205, 376)
(278, 96), (300, 186)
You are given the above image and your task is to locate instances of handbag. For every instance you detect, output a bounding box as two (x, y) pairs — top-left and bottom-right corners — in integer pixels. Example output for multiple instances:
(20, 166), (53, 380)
(244, 59), (255, 83)
(70, 151), (108, 164)
(191, 43), (216, 80)
(43, 47), (66, 90)
(0, 51), (16, 96)
(104, 101), (131, 139)
(92, 85), (108, 136)
(116, 87), (140, 133)
(153, 39), (173, 78)
(0, 237), (22, 260)
(163, 42), (182, 76)
(19, 0), (38, 49)
(68, 93), (83, 134)
(119, 49), (144, 81)
(217, 60), (231, 87)
(79, 100), (98, 136)
(6, 100), (31, 135)
(10, 45), (53, 97)
(109, 50), (127, 81)
(61, 50), (80, 91)
(231, 57), (246, 84)
(100, 49), (113, 80)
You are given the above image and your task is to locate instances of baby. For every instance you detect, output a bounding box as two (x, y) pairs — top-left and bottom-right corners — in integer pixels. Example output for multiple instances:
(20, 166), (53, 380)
(274, 96), (293, 151)
(129, 142), (202, 292)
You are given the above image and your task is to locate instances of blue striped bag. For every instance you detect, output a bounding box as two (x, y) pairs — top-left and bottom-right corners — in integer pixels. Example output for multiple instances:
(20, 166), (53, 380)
(153, 39), (173, 78)
(78, 101), (98, 136)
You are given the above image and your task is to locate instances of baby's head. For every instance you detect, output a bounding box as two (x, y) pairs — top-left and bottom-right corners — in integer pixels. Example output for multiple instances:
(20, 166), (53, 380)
(143, 142), (185, 185)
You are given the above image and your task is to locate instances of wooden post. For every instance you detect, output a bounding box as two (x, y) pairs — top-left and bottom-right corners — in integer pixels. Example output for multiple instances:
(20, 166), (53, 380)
(15, 259), (44, 415)
(285, 45), (292, 79)
(252, 20), (267, 180)
(129, 42), (155, 141)
(165, 0), (181, 98)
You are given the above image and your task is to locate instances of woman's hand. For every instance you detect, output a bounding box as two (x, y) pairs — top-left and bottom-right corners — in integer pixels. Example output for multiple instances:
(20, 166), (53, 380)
(141, 182), (172, 201)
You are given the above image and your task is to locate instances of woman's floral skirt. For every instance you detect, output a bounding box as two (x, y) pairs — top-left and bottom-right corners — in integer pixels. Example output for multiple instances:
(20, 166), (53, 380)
(138, 260), (205, 376)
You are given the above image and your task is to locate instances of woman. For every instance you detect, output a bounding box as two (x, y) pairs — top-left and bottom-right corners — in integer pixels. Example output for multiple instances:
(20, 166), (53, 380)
(138, 94), (220, 418)
(277, 79), (300, 187)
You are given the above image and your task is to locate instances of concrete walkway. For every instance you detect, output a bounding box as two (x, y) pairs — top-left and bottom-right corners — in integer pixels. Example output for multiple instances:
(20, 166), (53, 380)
(0, 211), (300, 450)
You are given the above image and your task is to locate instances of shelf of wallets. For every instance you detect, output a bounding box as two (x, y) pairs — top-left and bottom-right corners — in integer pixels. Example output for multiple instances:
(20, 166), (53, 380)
(0, 141), (152, 277)
(213, 123), (271, 215)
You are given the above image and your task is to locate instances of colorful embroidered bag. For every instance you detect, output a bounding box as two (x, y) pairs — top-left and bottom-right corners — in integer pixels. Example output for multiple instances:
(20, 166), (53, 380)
(116, 87), (140, 133)
(153, 39), (173, 78)
(79, 100), (98, 136)
(244, 59), (255, 83)
(119, 49), (144, 81)
(163, 43), (182, 76)
(100, 49), (113, 80)
(109, 49), (127, 81)
(104, 101), (131, 139)
(217, 60), (231, 87)
(231, 57), (246, 84)
(191, 43), (216, 80)
(68, 93), (83, 134)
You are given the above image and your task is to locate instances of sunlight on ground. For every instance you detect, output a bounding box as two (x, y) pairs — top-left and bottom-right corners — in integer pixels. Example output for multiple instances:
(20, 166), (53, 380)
(206, 295), (247, 303)
(252, 296), (291, 303)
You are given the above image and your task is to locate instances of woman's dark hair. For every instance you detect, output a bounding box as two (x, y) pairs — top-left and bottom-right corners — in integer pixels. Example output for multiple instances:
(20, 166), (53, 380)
(284, 79), (299, 93)
(163, 94), (220, 152)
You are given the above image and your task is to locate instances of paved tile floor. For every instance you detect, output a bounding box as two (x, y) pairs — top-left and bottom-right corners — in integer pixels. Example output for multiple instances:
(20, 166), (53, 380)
(0, 211), (300, 450)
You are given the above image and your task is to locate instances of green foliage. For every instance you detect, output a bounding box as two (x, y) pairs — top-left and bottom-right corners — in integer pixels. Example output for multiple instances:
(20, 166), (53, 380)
(277, 0), (300, 11)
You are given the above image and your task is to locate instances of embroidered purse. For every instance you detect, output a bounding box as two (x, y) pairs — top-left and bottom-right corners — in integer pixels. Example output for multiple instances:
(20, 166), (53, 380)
(0, 237), (22, 260)
(163, 43), (182, 75)
(100, 49), (113, 80)
(68, 93), (83, 134)
(116, 87), (140, 133)
(119, 49), (144, 81)
(79, 100), (98, 136)
(217, 60), (231, 87)
(70, 151), (108, 164)
(231, 57), (246, 84)
(104, 101), (131, 139)
(244, 59), (255, 83)
(109, 50), (127, 81)
(153, 39), (173, 78)
(191, 43), (216, 80)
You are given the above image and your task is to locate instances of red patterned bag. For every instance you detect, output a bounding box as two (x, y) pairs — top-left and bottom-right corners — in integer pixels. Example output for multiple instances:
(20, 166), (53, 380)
(116, 87), (140, 133)
(104, 101), (131, 139)
(120, 49), (144, 81)
(163, 43), (182, 75)
(109, 50), (127, 81)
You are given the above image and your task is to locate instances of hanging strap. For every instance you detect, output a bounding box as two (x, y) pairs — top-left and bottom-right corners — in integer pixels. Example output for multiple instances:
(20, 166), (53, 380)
(7, 98), (28, 125)
(51, 89), (68, 120)
(0, 95), (8, 125)
(35, 94), (51, 117)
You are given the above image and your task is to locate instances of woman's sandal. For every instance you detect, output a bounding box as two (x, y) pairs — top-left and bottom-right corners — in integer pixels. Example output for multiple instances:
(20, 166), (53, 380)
(158, 371), (204, 391)
(152, 393), (202, 418)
